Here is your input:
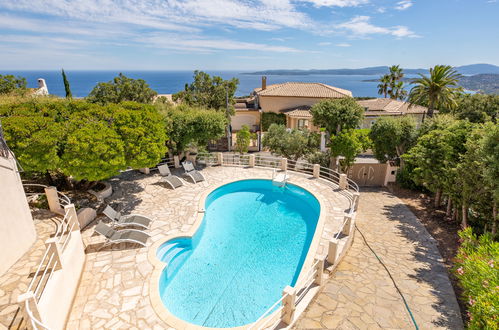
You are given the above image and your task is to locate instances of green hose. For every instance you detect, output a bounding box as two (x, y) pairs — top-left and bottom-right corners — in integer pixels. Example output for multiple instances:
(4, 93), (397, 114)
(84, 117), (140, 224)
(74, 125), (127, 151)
(355, 224), (420, 330)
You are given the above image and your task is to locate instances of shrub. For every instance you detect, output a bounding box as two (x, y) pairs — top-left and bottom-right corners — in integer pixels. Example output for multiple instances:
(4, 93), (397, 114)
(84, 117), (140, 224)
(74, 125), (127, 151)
(261, 112), (286, 131)
(235, 125), (254, 154)
(454, 228), (499, 329)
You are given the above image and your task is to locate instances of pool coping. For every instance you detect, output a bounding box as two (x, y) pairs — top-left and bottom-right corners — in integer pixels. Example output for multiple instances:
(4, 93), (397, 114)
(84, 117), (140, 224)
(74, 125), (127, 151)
(147, 176), (328, 330)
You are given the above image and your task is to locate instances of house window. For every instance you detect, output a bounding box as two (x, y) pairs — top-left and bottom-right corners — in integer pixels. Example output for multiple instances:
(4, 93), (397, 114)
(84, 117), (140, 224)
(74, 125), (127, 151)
(297, 119), (308, 129)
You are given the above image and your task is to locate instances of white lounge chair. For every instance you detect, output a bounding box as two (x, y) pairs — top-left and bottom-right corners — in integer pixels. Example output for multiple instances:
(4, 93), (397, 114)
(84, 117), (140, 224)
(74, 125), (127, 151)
(157, 164), (184, 189)
(103, 205), (152, 229)
(182, 161), (206, 183)
(95, 222), (149, 248)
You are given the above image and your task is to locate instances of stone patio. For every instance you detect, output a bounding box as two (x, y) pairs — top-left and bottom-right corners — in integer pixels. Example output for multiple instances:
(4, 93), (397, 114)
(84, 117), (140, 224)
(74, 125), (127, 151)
(1, 168), (464, 330)
(0, 210), (60, 329)
(66, 165), (351, 329)
(294, 189), (463, 330)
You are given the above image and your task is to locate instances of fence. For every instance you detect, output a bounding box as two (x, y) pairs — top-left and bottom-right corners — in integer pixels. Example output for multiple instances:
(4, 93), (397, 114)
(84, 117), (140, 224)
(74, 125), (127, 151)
(196, 152), (359, 212)
(18, 188), (85, 330)
(195, 153), (359, 329)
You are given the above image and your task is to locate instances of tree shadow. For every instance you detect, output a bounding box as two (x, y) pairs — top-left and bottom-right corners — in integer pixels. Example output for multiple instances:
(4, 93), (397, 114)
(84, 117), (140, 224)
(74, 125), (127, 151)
(380, 197), (463, 329)
(102, 170), (145, 214)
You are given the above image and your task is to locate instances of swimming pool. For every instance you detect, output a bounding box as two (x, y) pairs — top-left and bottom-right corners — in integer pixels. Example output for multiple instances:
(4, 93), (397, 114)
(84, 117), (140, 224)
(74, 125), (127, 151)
(156, 179), (320, 328)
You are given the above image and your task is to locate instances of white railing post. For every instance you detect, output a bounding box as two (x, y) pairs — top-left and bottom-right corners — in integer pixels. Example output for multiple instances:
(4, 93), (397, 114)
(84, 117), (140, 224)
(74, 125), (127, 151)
(352, 192), (360, 212)
(314, 256), (326, 286)
(338, 174), (348, 190)
(282, 286), (296, 325)
(17, 291), (43, 328)
(217, 152), (224, 166)
(281, 158), (287, 171)
(174, 155), (180, 168)
(327, 238), (339, 265)
(249, 154), (255, 167)
(313, 164), (320, 178)
(341, 215), (353, 236)
(45, 238), (63, 271)
(44, 186), (64, 215)
(64, 204), (80, 232)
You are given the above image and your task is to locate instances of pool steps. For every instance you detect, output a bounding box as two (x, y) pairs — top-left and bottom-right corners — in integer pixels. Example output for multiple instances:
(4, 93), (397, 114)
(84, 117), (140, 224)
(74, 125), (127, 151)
(157, 240), (192, 279)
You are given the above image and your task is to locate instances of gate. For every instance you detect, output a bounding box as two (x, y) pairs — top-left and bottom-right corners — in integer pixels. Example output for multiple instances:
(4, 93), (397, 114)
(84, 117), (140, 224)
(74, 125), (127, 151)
(347, 163), (387, 186)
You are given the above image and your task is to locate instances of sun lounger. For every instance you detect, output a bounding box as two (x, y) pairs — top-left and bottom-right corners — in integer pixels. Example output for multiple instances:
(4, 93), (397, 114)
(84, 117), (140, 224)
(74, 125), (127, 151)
(182, 161), (206, 183)
(94, 222), (149, 248)
(157, 164), (184, 189)
(103, 205), (152, 229)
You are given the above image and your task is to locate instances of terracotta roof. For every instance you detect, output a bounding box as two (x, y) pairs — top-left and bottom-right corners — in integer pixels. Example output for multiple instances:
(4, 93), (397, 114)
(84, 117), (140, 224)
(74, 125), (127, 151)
(280, 105), (313, 118)
(255, 82), (352, 98)
(356, 98), (428, 114)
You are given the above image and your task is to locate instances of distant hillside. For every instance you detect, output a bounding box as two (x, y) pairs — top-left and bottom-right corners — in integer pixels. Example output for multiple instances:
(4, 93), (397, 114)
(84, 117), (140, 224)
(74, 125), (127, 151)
(245, 64), (499, 76)
(456, 64), (499, 75)
(244, 66), (426, 76)
(459, 74), (499, 94)
(363, 74), (499, 94)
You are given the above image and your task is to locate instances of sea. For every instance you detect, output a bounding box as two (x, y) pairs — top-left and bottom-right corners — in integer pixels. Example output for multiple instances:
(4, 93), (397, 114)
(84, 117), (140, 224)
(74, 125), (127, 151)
(1, 70), (416, 98)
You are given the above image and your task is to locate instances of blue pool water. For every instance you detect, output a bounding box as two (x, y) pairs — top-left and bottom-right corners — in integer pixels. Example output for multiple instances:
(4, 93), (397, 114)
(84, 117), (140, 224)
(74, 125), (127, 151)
(157, 179), (320, 328)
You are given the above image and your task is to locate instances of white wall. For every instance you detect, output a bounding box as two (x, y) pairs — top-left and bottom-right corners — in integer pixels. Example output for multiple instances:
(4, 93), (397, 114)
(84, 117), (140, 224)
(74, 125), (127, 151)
(0, 156), (36, 276)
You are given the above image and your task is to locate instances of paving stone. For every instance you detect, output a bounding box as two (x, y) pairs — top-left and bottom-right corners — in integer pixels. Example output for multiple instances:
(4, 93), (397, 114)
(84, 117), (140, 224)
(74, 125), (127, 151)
(294, 189), (463, 330)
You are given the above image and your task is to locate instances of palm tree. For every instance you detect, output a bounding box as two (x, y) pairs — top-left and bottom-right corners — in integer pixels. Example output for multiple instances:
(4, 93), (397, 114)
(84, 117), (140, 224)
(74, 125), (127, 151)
(377, 74), (390, 98)
(387, 65), (406, 100)
(409, 65), (462, 118)
(390, 81), (408, 100)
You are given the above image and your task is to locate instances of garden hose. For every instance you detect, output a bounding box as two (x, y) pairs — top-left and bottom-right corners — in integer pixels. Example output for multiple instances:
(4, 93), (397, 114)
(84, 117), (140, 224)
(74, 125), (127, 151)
(355, 224), (420, 330)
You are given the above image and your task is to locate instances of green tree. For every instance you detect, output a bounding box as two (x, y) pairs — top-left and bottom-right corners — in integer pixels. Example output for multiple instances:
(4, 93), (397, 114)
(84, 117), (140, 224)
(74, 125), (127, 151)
(61, 121), (125, 183)
(164, 105), (227, 155)
(409, 65), (463, 118)
(262, 124), (319, 161)
(369, 116), (417, 166)
(61, 69), (72, 99)
(0, 75), (27, 95)
(482, 124), (499, 234)
(112, 102), (167, 169)
(87, 73), (157, 104)
(1, 116), (62, 184)
(173, 71), (239, 114)
(330, 129), (371, 173)
(310, 98), (364, 169)
(235, 125), (254, 154)
(453, 94), (498, 123)
(377, 74), (390, 98)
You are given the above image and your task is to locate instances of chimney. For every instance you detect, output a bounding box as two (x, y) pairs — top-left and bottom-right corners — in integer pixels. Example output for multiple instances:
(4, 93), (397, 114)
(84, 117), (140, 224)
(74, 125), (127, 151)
(261, 76), (267, 90)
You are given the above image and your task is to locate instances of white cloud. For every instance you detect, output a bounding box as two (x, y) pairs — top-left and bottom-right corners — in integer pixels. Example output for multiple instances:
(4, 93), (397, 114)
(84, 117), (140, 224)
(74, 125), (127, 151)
(298, 0), (369, 7)
(0, 0), (311, 32)
(395, 0), (413, 10)
(336, 43), (351, 47)
(318, 42), (332, 46)
(135, 33), (303, 53)
(376, 7), (386, 13)
(337, 16), (419, 38)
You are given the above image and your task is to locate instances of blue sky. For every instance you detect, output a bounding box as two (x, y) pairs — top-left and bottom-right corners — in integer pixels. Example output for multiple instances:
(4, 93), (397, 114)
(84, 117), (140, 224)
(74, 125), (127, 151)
(0, 0), (498, 70)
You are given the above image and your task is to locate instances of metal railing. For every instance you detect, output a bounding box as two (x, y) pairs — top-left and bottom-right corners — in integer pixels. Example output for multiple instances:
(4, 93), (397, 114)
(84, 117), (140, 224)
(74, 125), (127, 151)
(23, 183), (71, 207)
(196, 152), (359, 202)
(20, 185), (74, 330)
(247, 294), (287, 330)
(248, 258), (322, 330)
